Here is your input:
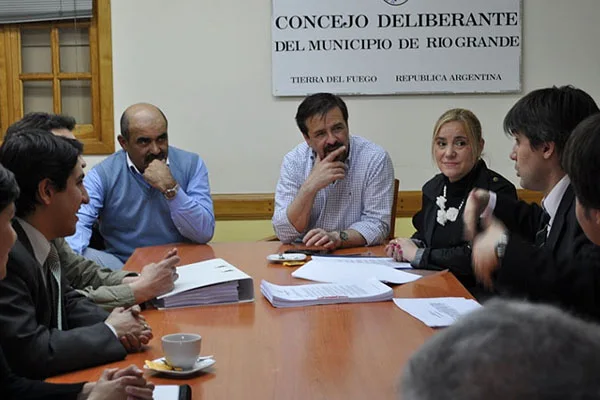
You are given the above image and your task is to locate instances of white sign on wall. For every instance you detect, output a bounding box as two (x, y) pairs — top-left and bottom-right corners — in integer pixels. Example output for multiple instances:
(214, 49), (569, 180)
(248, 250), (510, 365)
(272, 0), (522, 96)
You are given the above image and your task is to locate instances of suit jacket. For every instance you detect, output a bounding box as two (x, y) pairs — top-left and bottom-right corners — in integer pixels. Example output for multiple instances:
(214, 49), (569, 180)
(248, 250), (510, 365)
(0, 221), (127, 379)
(56, 238), (137, 310)
(0, 345), (83, 400)
(412, 160), (517, 296)
(494, 185), (600, 320)
(493, 185), (576, 259)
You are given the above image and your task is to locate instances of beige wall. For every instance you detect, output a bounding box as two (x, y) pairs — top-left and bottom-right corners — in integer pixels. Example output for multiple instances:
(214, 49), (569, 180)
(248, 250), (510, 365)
(83, 0), (600, 196)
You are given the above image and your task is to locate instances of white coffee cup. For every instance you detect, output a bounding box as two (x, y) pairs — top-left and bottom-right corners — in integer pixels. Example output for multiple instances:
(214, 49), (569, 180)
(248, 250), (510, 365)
(161, 333), (202, 370)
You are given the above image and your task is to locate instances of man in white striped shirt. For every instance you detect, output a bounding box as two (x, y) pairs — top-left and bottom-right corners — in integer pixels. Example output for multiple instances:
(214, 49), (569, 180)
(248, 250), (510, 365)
(273, 93), (395, 249)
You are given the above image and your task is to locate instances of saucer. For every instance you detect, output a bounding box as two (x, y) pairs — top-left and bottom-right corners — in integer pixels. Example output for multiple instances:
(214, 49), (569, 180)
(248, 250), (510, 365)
(144, 357), (216, 377)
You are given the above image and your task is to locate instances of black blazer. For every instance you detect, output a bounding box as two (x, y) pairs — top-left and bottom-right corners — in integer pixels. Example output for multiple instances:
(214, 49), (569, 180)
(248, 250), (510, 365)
(494, 185), (600, 321)
(412, 161), (517, 294)
(494, 185), (574, 264)
(0, 221), (127, 379)
(0, 345), (83, 400)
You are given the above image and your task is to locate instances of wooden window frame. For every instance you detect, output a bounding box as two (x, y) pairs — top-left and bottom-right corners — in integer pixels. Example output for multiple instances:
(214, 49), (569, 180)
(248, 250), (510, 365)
(0, 0), (114, 154)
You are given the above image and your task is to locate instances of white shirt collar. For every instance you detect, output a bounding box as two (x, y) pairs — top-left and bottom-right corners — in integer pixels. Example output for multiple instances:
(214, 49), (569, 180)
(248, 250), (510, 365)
(16, 217), (51, 266)
(126, 153), (170, 175)
(542, 175), (571, 227)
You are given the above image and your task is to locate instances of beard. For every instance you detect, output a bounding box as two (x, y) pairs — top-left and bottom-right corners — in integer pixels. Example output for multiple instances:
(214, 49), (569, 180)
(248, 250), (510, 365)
(323, 142), (348, 162)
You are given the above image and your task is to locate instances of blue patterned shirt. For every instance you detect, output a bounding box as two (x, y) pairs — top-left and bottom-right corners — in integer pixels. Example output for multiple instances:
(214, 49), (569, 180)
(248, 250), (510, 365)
(273, 135), (395, 245)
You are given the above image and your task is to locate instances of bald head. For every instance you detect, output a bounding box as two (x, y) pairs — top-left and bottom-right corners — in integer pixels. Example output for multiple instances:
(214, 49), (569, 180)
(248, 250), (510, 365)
(117, 103), (170, 173)
(120, 103), (168, 140)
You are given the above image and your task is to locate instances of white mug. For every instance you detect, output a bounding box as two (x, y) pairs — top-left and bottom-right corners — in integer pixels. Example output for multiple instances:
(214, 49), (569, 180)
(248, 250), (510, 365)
(161, 333), (202, 370)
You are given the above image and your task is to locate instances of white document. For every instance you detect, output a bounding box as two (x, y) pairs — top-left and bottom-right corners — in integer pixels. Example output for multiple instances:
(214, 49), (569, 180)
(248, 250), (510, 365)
(393, 297), (481, 327)
(311, 256), (413, 269)
(291, 258), (420, 284)
(154, 258), (254, 308)
(261, 279), (393, 308)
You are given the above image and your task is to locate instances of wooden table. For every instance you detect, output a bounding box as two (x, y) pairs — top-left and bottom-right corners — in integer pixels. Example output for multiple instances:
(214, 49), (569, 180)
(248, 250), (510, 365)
(50, 242), (473, 399)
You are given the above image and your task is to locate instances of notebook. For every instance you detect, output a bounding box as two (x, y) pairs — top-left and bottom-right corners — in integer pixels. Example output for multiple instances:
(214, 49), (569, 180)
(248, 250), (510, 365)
(153, 258), (254, 309)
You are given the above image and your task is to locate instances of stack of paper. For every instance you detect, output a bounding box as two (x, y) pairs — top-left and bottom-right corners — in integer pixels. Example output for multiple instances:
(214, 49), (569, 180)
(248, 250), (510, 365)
(153, 258), (254, 309)
(393, 297), (481, 327)
(291, 257), (420, 284)
(261, 279), (393, 308)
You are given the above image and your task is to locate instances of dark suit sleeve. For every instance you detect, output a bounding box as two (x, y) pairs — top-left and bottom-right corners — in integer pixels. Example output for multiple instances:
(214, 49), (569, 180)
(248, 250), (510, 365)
(419, 173), (514, 276)
(494, 197), (544, 242)
(62, 277), (112, 327)
(0, 259), (127, 379)
(1, 346), (84, 399)
(414, 170), (519, 279)
(491, 175), (518, 201)
(497, 232), (600, 320)
(418, 245), (473, 274)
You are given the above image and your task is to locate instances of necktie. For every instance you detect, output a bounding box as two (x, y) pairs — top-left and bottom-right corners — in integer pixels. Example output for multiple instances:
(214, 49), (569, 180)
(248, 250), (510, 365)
(534, 210), (551, 248)
(44, 244), (63, 330)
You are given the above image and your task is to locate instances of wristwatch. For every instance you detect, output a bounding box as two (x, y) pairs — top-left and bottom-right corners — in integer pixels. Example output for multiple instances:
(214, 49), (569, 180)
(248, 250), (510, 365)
(494, 232), (509, 260)
(163, 183), (179, 200)
(339, 230), (349, 243)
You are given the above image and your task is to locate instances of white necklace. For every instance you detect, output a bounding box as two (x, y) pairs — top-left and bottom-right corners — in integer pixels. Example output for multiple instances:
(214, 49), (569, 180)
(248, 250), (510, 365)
(436, 185), (465, 226)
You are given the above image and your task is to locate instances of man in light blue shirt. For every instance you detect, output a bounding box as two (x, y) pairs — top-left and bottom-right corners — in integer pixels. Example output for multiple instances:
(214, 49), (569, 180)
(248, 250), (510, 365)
(272, 93), (395, 249)
(67, 103), (215, 269)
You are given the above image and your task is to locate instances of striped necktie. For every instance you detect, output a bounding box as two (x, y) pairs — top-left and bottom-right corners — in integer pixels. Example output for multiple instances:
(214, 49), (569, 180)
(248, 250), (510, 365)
(44, 244), (63, 330)
(534, 210), (551, 248)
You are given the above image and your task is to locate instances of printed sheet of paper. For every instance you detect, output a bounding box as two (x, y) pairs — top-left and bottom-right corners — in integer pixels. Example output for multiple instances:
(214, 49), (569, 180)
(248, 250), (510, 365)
(311, 256), (413, 269)
(261, 279), (393, 308)
(292, 258), (420, 284)
(393, 297), (481, 327)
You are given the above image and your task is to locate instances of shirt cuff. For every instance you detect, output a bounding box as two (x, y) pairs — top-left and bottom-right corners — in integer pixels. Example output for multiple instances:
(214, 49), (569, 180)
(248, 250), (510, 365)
(347, 222), (384, 246)
(165, 184), (187, 209)
(411, 248), (426, 268)
(411, 238), (425, 248)
(482, 191), (497, 219)
(104, 322), (118, 338)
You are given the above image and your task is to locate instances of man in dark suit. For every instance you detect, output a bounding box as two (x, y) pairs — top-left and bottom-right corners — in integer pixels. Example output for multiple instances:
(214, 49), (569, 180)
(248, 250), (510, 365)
(0, 163), (154, 400)
(564, 114), (600, 246)
(0, 130), (154, 379)
(4, 112), (180, 311)
(463, 85), (600, 320)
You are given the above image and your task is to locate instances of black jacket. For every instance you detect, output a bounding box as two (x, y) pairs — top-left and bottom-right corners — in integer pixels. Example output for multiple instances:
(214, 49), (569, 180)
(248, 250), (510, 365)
(0, 221), (126, 379)
(412, 160), (517, 297)
(0, 345), (83, 400)
(494, 185), (600, 321)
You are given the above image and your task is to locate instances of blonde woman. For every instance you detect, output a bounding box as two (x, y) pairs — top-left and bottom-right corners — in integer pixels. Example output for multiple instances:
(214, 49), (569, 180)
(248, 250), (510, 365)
(386, 109), (517, 298)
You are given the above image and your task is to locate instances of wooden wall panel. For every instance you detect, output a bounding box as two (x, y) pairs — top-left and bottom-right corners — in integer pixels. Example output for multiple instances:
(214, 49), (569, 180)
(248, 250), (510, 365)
(212, 190), (542, 221)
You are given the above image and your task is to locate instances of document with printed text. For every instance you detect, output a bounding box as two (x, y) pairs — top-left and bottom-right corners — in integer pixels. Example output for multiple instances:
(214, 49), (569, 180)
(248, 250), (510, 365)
(261, 279), (393, 308)
(311, 256), (413, 269)
(393, 297), (481, 327)
(291, 258), (420, 284)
